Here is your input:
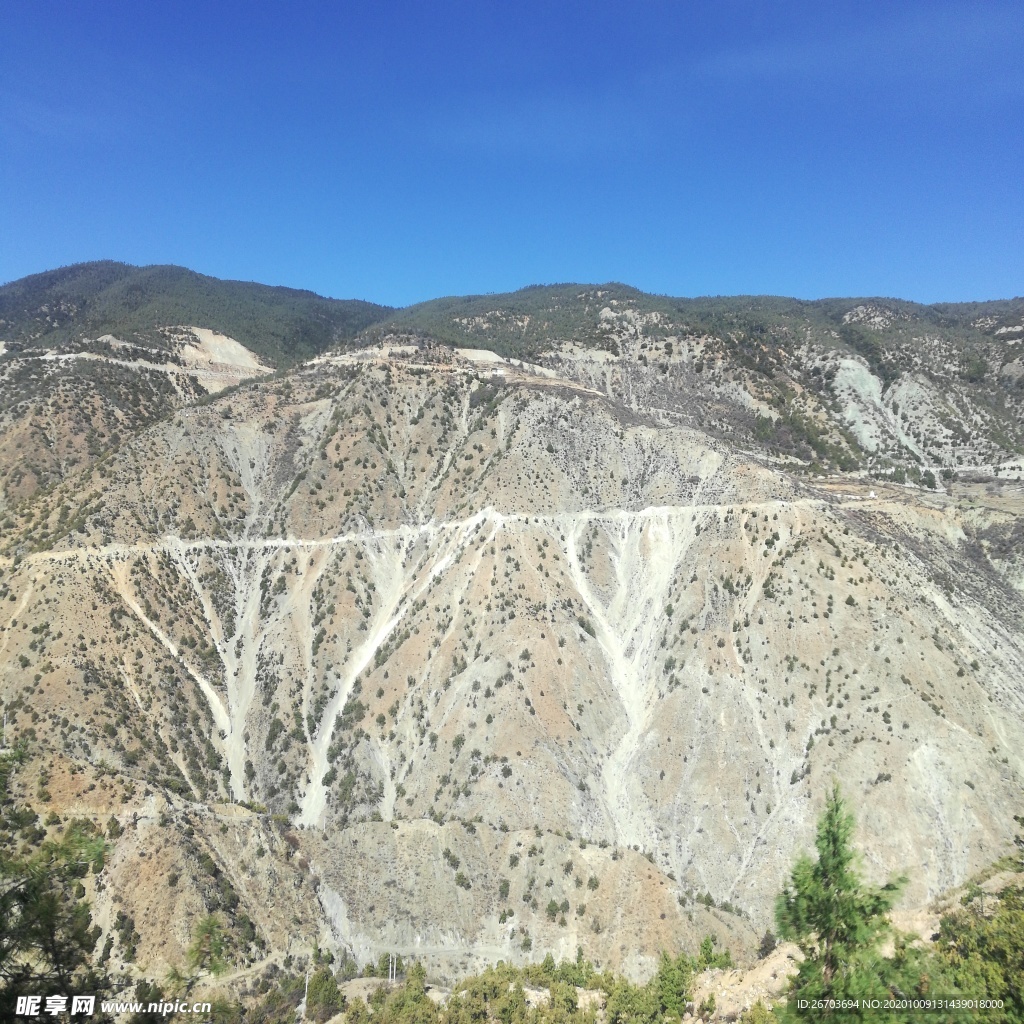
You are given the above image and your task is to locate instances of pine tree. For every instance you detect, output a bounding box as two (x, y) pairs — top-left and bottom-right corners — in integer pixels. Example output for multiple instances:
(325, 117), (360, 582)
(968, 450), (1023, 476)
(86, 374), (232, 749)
(0, 813), (111, 1019)
(774, 783), (975, 1022)
(186, 914), (228, 976)
(654, 950), (693, 1019)
(775, 781), (905, 1015)
(306, 965), (342, 1023)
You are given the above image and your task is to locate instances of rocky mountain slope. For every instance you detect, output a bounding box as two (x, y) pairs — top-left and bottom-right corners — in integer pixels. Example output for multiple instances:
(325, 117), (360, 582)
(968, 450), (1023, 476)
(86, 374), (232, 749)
(0, 262), (389, 508)
(0, 265), (1022, 988)
(376, 285), (1024, 479)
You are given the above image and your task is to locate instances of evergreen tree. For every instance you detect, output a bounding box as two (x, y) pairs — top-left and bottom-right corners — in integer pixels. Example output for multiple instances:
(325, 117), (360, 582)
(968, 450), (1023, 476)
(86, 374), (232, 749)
(775, 782), (904, 1015)
(937, 883), (1024, 1022)
(604, 977), (660, 1024)
(775, 782), (972, 1022)
(0, 814), (111, 1019)
(654, 950), (694, 1019)
(378, 961), (437, 1024)
(186, 914), (228, 976)
(306, 965), (342, 1022)
(127, 980), (169, 1024)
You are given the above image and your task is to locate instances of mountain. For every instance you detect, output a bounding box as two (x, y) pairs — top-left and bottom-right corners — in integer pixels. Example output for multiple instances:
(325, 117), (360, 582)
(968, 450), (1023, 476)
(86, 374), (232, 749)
(0, 261), (391, 507)
(377, 284), (1024, 479)
(0, 261), (391, 365)
(0, 266), (1022, 992)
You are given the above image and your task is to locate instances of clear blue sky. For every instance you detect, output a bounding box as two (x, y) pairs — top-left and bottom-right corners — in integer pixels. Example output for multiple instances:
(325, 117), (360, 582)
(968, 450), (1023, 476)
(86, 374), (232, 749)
(3, 1), (1022, 307)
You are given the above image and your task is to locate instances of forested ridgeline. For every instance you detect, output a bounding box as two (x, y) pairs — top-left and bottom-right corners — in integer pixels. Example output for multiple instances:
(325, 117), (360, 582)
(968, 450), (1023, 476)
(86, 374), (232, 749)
(0, 262), (391, 367)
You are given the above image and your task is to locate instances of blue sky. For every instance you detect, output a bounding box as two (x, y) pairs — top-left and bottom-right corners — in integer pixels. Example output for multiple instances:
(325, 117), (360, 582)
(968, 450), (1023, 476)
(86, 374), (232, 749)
(2, 1), (1022, 307)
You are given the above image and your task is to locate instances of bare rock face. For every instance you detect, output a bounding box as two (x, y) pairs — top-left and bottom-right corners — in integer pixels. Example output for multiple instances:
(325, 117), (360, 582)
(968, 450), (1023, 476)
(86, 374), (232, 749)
(1, 275), (1023, 983)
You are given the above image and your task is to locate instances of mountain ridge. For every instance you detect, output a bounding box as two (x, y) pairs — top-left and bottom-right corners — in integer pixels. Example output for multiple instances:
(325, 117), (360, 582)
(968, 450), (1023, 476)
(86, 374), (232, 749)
(0, 261), (392, 368)
(0, 263), (1022, 992)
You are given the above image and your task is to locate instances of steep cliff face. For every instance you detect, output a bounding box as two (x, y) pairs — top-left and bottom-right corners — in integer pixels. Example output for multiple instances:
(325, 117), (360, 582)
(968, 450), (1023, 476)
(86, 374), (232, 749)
(1, 281), (1023, 984)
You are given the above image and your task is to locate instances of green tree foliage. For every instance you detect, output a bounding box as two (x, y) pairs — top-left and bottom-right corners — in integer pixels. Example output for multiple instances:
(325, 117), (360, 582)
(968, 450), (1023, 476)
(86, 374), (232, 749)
(306, 965), (343, 1022)
(605, 976), (661, 1024)
(548, 980), (579, 1017)
(376, 965), (437, 1024)
(776, 782), (905, 1011)
(838, 324), (898, 386)
(741, 1001), (777, 1023)
(775, 782), (972, 1022)
(937, 882), (1024, 1022)
(0, 261), (391, 368)
(696, 934), (732, 971)
(243, 971), (306, 1023)
(186, 914), (228, 977)
(448, 959), (589, 1024)
(601, 944), (720, 1024)
(655, 950), (694, 1018)
(365, 951), (405, 978)
(335, 949), (361, 981)
(0, 780), (110, 1018)
(127, 979), (169, 1024)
